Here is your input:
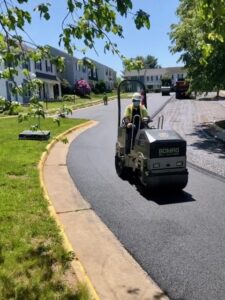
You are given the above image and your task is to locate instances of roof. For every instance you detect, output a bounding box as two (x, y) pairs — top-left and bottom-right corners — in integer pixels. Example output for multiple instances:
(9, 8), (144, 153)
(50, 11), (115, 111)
(124, 66), (186, 77)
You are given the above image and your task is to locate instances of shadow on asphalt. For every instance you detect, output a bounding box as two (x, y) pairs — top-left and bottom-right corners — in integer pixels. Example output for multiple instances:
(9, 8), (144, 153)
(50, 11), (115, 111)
(126, 176), (195, 205)
(188, 123), (225, 158)
(197, 96), (225, 101)
(139, 188), (195, 205)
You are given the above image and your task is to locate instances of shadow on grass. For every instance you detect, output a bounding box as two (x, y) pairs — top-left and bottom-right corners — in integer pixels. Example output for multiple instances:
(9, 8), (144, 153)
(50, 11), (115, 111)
(187, 123), (225, 159)
(0, 241), (83, 300)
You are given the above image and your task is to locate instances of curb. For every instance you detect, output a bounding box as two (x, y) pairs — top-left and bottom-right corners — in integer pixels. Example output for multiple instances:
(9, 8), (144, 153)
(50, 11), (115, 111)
(38, 120), (100, 300)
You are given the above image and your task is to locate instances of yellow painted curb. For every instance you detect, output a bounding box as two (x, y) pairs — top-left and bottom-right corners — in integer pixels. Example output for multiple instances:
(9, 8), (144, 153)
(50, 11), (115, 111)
(38, 120), (100, 300)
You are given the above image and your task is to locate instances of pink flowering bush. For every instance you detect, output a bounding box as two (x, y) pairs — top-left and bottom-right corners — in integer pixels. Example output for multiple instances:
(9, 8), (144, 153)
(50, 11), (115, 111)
(74, 79), (91, 97)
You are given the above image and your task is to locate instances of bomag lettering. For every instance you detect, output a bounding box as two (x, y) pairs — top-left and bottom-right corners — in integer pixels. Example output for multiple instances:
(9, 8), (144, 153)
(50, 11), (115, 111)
(159, 147), (180, 156)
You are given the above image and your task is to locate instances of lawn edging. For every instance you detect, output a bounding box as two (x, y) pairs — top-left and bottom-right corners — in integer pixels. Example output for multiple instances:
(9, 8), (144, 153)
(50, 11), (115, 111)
(38, 120), (100, 300)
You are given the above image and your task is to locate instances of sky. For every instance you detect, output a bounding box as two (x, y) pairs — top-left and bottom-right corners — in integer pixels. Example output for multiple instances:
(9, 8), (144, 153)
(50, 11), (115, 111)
(20, 0), (181, 75)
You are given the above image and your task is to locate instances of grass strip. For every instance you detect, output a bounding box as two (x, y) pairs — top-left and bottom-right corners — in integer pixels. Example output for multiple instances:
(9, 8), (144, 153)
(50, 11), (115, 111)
(41, 92), (132, 113)
(0, 117), (91, 299)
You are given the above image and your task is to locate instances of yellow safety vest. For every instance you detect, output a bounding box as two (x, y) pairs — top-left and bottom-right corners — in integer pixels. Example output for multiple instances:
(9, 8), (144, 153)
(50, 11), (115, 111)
(124, 104), (149, 122)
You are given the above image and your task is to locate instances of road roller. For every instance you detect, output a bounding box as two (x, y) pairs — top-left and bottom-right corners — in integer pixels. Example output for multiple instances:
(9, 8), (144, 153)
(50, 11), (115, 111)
(115, 79), (188, 191)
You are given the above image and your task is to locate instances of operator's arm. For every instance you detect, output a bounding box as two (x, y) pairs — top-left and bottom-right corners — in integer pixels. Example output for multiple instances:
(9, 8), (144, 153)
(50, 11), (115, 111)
(142, 106), (150, 118)
(123, 105), (133, 128)
(141, 106), (152, 123)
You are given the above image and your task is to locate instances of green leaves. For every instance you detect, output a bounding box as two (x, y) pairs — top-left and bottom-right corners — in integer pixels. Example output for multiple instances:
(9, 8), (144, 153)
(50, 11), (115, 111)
(170, 0), (225, 93)
(34, 3), (51, 20)
(123, 54), (160, 71)
(56, 104), (73, 118)
(0, 0), (151, 108)
(67, 0), (75, 12)
(59, 0), (150, 56)
(134, 10), (150, 30)
(116, 0), (133, 16)
(123, 58), (144, 71)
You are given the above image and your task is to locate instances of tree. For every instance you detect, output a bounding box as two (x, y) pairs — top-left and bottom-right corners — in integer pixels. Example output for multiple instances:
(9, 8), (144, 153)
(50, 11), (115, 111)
(0, 0), (151, 97)
(145, 55), (161, 69)
(123, 54), (161, 71)
(170, 0), (225, 95)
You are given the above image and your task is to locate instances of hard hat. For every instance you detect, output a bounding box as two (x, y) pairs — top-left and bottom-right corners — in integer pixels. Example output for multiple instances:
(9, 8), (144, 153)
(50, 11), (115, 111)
(132, 92), (141, 101)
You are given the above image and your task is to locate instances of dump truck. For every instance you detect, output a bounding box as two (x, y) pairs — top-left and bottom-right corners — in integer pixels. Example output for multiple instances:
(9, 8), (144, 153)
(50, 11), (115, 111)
(175, 80), (189, 99)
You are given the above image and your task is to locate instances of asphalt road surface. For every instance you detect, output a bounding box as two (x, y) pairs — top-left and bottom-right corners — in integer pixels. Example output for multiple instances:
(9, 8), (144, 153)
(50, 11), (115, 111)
(67, 94), (225, 300)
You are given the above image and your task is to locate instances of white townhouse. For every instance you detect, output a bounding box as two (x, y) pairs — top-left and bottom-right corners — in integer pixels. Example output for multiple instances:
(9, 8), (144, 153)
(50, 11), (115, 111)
(32, 58), (62, 101)
(49, 47), (117, 91)
(49, 47), (89, 89)
(86, 58), (117, 90)
(0, 48), (61, 104)
(123, 67), (187, 91)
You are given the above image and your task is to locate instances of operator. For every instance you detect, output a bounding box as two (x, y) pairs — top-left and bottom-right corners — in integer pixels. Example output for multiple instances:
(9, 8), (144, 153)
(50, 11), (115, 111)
(123, 92), (150, 129)
(123, 92), (151, 153)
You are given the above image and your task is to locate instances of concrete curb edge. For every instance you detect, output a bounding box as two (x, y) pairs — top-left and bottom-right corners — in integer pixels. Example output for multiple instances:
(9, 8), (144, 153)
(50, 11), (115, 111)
(38, 120), (100, 300)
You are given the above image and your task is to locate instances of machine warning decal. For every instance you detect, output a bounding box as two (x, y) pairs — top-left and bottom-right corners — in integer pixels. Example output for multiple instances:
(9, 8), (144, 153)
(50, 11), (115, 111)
(159, 147), (180, 156)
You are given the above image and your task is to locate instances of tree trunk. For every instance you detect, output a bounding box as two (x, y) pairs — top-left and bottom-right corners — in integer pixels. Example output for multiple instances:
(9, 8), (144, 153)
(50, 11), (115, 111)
(217, 89), (220, 98)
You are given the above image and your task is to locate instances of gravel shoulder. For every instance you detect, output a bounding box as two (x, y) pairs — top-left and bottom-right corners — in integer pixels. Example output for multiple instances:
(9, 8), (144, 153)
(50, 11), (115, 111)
(156, 96), (225, 177)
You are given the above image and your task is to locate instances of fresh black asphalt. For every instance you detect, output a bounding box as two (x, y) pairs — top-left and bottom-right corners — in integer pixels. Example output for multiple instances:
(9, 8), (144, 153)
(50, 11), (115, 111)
(67, 94), (225, 300)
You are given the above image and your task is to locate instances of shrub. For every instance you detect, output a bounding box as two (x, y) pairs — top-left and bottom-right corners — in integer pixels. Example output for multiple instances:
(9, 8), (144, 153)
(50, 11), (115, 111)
(0, 97), (21, 115)
(74, 79), (91, 97)
(93, 81), (106, 94)
(63, 95), (76, 102)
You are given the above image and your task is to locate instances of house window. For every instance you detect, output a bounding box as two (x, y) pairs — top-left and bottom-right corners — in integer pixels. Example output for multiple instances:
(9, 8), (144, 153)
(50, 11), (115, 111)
(22, 59), (30, 70)
(88, 68), (91, 76)
(93, 67), (96, 77)
(23, 79), (31, 97)
(156, 75), (158, 81)
(151, 76), (153, 81)
(147, 76), (149, 81)
(8, 82), (14, 93)
(35, 60), (42, 71)
(77, 62), (81, 72)
(7, 81), (17, 101)
(45, 60), (52, 72)
(82, 66), (86, 72)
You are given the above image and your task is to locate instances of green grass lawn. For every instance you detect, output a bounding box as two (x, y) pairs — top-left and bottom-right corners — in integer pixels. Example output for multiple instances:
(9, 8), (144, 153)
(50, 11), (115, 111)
(0, 117), (91, 299)
(41, 92), (132, 113)
(0, 92), (132, 117)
